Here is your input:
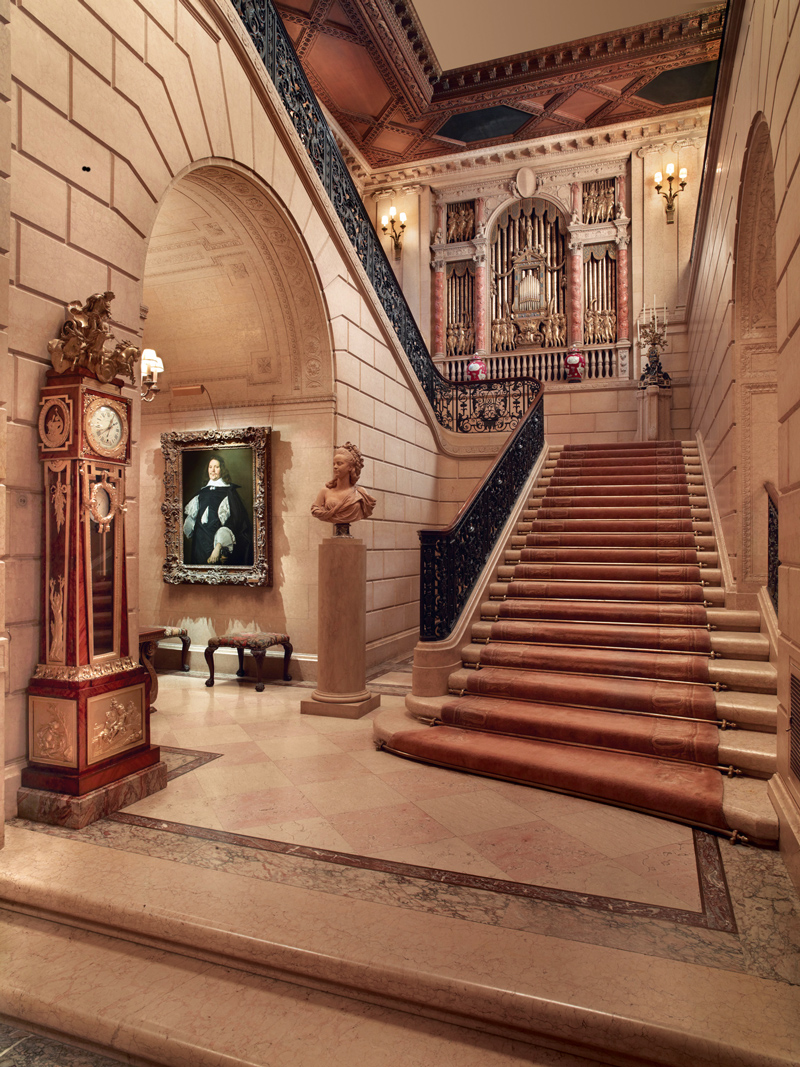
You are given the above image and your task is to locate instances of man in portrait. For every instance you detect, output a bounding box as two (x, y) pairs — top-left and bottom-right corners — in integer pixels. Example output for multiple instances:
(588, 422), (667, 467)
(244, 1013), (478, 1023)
(182, 451), (253, 566)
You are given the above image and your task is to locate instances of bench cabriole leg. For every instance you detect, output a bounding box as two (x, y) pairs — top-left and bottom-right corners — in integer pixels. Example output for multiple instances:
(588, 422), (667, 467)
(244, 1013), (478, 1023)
(204, 645), (216, 687)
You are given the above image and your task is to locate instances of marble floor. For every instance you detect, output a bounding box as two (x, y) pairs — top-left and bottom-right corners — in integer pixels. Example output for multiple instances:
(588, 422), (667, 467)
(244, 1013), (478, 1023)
(3, 660), (800, 1065)
(0, 1022), (129, 1067)
(123, 663), (709, 913)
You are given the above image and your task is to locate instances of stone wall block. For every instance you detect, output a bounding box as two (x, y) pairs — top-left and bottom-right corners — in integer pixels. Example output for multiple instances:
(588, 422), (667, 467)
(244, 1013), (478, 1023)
(18, 92), (112, 201)
(11, 155), (68, 239)
(71, 69), (171, 199)
(218, 44), (255, 171)
(22, 0), (113, 81)
(113, 43), (192, 178)
(146, 20), (212, 161)
(10, 7), (70, 112)
(17, 227), (107, 306)
(176, 4), (233, 158)
(84, 0), (146, 58)
(70, 189), (147, 277)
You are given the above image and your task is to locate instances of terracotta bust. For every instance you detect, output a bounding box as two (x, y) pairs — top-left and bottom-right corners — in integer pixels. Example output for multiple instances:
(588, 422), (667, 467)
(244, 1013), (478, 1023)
(311, 442), (375, 532)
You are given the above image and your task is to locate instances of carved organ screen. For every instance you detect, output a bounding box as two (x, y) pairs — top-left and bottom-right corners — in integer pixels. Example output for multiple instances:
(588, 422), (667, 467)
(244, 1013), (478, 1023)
(446, 262), (476, 357)
(583, 243), (618, 346)
(490, 198), (567, 353)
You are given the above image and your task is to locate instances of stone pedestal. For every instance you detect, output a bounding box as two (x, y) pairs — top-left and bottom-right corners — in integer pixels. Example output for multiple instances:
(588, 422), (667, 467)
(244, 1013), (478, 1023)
(17, 760), (167, 829)
(301, 535), (380, 719)
(637, 384), (673, 440)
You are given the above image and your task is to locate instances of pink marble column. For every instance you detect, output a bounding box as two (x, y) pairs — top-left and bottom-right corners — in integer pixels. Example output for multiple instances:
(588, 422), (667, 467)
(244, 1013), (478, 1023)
(433, 265), (445, 357)
(473, 263), (486, 354)
(571, 181), (581, 222)
(616, 171), (628, 217)
(569, 244), (583, 345)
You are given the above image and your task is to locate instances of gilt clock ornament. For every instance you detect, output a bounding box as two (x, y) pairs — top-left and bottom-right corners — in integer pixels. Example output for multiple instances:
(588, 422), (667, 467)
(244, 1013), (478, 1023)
(21, 293), (163, 817)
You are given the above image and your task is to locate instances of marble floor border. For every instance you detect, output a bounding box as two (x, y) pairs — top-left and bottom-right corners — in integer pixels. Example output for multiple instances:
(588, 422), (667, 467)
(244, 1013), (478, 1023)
(161, 745), (222, 782)
(105, 805), (736, 933)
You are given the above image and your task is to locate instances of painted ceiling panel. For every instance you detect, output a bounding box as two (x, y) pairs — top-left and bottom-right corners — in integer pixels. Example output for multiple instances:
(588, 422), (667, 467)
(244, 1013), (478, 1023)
(274, 1), (724, 167)
(327, 1), (355, 28)
(554, 89), (609, 121)
(371, 128), (419, 153)
(307, 34), (393, 118)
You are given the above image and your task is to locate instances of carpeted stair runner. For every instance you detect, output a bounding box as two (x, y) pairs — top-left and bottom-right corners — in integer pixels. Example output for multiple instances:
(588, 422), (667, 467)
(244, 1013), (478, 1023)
(377, 440), (779, 843)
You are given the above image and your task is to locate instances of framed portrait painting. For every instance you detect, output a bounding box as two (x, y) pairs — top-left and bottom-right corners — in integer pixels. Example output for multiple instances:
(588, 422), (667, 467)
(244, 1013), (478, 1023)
(161, 427), (272, 585)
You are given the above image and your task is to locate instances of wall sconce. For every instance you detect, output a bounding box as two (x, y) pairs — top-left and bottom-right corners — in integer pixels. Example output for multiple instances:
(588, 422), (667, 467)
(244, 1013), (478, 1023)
(381, 205), (406, 259)
(140, 348), (164, 402)
(654, 163), (687, 224)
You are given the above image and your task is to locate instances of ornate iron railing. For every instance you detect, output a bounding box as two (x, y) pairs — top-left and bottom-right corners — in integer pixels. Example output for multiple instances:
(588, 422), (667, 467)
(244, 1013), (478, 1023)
(766, 481), (779, 615)
(419, 390), (545, 640)
(230, 0), (537, 433)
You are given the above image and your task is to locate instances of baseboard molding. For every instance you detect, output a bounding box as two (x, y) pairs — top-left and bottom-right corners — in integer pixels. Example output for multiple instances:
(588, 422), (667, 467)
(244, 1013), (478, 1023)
(767, 773), (800, 894)
(4, 757), (25, 822)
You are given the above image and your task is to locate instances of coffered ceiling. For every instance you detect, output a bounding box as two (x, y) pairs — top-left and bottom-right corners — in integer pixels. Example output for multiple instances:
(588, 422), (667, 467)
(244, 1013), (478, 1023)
(274, 0), (724, 169)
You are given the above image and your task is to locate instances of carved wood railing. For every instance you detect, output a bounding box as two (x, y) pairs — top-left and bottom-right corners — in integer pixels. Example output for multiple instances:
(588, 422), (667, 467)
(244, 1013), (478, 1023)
(419, 389), (545, 640)
(232, 0), (538, 433)
(765, 481), (779, 615)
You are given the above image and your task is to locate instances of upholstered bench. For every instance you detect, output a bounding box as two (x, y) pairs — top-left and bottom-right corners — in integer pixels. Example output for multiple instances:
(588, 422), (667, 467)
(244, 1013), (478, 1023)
(204, 631), (293, 692)
(139, 625), (191, 710)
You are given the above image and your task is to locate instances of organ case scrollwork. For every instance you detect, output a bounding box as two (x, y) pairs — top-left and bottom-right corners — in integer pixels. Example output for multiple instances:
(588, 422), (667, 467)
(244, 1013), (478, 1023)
(490, 198), (567, 354)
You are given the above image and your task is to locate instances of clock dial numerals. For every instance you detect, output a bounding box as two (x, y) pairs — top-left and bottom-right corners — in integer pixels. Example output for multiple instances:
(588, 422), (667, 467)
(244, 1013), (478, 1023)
(84, 399), (128, 458)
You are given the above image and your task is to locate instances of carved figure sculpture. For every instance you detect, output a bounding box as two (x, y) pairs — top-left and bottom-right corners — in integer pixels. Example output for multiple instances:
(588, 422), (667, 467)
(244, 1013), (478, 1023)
(312, 442), (376, 529)
(47, 292), (138, 385)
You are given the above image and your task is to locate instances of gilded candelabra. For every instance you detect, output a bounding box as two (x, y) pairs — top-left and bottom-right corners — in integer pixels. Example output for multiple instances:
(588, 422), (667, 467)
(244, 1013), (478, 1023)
(637, 302), (671, 389)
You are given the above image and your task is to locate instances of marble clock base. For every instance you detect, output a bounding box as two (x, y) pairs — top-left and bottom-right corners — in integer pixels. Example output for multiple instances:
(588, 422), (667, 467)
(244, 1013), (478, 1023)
(17, 760), (168, 829)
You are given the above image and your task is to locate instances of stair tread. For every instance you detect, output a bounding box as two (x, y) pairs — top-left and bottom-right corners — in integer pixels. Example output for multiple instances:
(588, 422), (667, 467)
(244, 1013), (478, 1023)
(408, 439), (778, 843)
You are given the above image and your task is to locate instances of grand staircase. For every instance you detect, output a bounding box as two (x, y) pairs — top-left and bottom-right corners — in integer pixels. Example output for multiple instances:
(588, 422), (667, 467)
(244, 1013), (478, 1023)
(376, 440), (780, 845)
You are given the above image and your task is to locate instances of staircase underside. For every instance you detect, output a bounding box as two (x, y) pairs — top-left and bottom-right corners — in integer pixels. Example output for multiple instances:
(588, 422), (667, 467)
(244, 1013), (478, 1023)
(376, 441), (779, 846)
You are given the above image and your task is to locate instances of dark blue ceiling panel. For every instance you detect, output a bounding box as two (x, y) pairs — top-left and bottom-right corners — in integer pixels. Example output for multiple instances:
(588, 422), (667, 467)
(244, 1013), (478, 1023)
(437, 105), (532, 143)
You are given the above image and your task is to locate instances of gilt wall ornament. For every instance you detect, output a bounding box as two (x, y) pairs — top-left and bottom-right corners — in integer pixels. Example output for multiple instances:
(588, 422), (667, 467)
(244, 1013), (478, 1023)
(47, 292), (139, 385)
(29, 696), (77, 767)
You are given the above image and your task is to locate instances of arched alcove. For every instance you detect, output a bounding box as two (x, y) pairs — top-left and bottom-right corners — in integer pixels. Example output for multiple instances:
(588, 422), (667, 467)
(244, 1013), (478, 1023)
(137, 163), (335, 664)
(732, 115), (778, 589)
(142, 165), (333, 401)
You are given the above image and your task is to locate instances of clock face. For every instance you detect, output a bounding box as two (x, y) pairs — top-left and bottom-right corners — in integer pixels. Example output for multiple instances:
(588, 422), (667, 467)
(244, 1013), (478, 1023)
(84, 397), (128, 459)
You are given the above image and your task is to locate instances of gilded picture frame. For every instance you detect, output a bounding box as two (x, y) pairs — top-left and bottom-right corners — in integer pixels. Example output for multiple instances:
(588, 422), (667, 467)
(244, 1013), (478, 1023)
(161, 427), (272, 586)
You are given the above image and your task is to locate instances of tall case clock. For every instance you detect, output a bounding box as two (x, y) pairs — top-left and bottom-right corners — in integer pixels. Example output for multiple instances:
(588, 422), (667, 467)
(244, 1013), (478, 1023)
(23, 294), (161, 801)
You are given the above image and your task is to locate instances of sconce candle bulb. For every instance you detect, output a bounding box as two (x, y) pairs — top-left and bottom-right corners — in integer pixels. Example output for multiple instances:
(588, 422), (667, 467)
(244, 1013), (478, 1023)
(381, 204), (406, 260)
(140, 348), (164, 402)
(654, 164), (687, 224)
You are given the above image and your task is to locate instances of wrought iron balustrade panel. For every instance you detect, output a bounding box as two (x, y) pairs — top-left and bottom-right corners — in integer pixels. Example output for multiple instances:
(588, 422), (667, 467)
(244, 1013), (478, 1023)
(230, 1), (537, 434)
(767, 492), (779, 615)
(420, 400), (544, 641)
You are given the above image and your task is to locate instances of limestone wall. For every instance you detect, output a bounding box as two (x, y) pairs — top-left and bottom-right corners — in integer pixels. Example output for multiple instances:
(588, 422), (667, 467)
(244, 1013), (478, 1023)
(686, 0), (799, 881)
(0, 0), (493, 816)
